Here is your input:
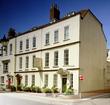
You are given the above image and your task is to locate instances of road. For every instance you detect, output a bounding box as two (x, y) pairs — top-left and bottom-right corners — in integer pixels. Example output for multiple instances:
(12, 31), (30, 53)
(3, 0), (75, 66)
(0, 93), (110, 105)
(0, 94), (52, 105)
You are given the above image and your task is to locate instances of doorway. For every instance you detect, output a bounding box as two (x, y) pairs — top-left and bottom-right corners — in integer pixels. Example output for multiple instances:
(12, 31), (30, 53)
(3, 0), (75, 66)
(62, 77), (67, 93)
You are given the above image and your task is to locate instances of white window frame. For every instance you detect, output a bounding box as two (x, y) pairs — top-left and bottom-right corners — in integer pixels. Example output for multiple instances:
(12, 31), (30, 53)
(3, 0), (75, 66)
(54, 51), (58, 66)
(26, 39), (29, 49)
(44, 74), (48, 87)
(54, 30), (58, 43)
(19, 57), (22, 69)
(64, 49), (69, 65)
(20, 41), (23, 51)
(32, 37), (36, 48)
(45, 53), (49, 67)
(9, 44), (12, 55)
(45, 33), (49, 45)
(25, 56), (29, 68)
(53, 74), (57, 87)
(64, 26), (69, 40)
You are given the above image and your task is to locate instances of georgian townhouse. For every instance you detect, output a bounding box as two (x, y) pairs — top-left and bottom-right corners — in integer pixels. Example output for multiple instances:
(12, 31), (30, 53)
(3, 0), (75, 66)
(0, 4), (107, 95)
(0, 29), (16, 88)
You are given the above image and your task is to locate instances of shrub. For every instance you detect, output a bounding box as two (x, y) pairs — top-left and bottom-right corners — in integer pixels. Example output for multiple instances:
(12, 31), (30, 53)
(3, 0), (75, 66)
(43, 88), (52, 93)
(51, 86), (59, 93)
(23, 87), (31, 92)
(10, 85), (16, 92)
(65, 86), (74, 95)
(17, 85), (22, 91)
(36, 87), (42, 93)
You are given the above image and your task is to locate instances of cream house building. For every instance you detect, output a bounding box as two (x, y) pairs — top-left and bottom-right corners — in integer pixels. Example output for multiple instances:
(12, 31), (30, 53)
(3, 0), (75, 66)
(0, 4), (107, 95)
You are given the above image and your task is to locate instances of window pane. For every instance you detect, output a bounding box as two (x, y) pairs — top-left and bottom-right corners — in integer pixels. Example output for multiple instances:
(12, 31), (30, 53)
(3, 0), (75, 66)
(54, 30), (58, 43)
(10, 44), (12, 54)
(54, 51), (58, 66)
(44, 74), (48, 87)
(26, 39), (29, 49)
(64, 26), (69, 40)
(64, 49), (69, 65)
(33, 37), (36, 48)
(20, 41), (23, 51)
(19, 57), (22, 69)
(32, 55), (36, 68)
(32, 75), (35, 85)
(25, 75), (28, 86)
(45, 53), (49, 67)
(70, 74), (73, 87)
(45, 33), (49, 45)
(53, 74), (57, 87)
(26, 56), (29, 68)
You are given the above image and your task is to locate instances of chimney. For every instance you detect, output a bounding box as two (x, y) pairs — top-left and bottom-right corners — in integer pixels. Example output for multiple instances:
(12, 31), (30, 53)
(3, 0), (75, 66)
(50, 3), (60, 22)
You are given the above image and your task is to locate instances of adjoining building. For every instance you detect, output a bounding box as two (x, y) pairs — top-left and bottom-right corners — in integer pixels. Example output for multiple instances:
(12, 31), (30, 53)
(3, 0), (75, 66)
(0, 3), (107, 95)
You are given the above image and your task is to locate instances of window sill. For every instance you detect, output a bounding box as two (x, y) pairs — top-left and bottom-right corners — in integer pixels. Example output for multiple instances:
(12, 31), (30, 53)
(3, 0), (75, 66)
(31, 68), (37, 71)
(44, 66), (49, 69)
(63, 65), (70, 67)
(25, 69), (29, 71)
(19, 70), (22, 71)
(25, 49), (29, 51)
(19, 50), (23, 53)
(32, 47), (37, 50)
(45, 44), (50, 46)
(53, 66), (59, 68)
(53, 41), (59, 44)
(63, 38), (70, 41)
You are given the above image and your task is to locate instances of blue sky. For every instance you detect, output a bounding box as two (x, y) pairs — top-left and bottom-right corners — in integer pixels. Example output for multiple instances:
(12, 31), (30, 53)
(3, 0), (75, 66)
(0, 0), (110, 47)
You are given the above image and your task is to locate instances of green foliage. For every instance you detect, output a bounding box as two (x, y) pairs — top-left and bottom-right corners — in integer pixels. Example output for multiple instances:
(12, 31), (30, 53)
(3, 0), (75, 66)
(23, 86), (31, 92)
(51, 86), (59, 93)
(65, 86), (74, 95)
(10, 85), (16, 92)
(17, 85), (22, 91)
(43, 87), (52, 93)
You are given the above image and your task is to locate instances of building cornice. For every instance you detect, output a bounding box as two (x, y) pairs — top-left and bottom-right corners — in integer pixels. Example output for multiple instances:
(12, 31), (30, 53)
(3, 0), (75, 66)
(15, 41), (80, 56)
(14, 68), (80, 73)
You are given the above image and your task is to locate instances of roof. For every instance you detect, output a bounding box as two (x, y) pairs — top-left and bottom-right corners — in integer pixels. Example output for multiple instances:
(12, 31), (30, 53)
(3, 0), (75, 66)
(17, 9), (89, 36)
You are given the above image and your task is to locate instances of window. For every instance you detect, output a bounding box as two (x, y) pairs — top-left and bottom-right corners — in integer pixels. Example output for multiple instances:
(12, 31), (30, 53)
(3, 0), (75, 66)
(70, 74), (73, 87)
(19, 57), (22, 69)
(4, 46), (7, 55)
(32, 75), (35, 85)
(1, 76), (4, 83)
(3, 62), (8, 73)
(54, 30), (58, 43)
(45, 33), (49, 45)
(53, 74), (57, 87)
(25, 75), (28, 86)
(64, 49), (69, 65)
(45, 53), (49, 67)
(32, 37), (36, 48)
(44, 74), (48, 87)
(26, 39), (29, 49)
(32, 55), (36, 68)
(20, 41), (23, 51)
(54, 51), (58, 66)
(64, 26), (69, 40)
(25, 56), (29, 68)
(9, 44), (12, 55)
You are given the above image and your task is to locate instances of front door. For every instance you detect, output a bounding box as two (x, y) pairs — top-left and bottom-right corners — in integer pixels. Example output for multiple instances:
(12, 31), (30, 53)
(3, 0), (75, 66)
(62, 77), (67, 93)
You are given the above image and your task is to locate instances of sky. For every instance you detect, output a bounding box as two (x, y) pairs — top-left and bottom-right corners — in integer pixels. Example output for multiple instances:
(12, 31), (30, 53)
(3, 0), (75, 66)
(0, 0), (110, 47)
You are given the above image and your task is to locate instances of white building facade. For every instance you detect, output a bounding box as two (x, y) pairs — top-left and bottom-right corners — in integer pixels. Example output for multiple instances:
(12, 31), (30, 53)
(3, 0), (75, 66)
(0, 5), (107, 95)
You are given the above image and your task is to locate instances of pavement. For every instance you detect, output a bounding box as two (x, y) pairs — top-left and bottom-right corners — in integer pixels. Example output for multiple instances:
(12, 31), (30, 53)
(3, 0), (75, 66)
(0, 92), (110, 105)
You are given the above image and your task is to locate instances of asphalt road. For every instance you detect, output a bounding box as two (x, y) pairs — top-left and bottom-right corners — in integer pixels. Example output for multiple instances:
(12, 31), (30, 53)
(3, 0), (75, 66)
(0, 94), (52, 105)
(0, 93), (110, 105)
